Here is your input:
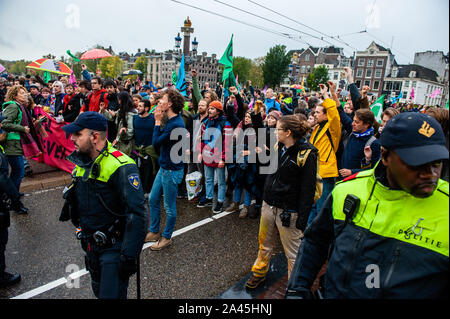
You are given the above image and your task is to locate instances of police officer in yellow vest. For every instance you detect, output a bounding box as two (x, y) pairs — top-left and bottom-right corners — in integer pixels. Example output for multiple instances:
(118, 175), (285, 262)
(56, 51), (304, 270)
(61, 112), (147, 299)
(286, 112), (449, 298)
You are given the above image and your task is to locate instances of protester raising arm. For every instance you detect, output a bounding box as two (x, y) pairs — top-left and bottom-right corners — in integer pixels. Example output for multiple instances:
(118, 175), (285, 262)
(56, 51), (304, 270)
(319, 83), (341, 151)
(232, 86), (245, 121)
(224, 87), (243, 128)
(358, 85), (370, 109)
(344, 67), (361, 111)
(81, 64), (91, 82)
(248, 80), (255, 99)
(191, 69), (202, 113)
(328, 81), (352, 134)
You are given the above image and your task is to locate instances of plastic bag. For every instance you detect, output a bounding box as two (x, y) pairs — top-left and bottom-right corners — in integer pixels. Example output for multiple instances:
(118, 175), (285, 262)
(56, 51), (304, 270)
(186, 171), (202, 200)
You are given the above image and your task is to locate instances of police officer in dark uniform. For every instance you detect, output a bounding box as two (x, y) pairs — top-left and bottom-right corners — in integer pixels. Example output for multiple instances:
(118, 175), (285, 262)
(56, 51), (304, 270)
(0, 115), (22, 288)
(61, 112), (147, 299)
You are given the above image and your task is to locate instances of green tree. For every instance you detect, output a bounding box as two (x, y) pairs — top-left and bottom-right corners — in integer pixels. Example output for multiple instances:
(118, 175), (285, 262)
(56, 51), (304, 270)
(9, 60), (30, 75)
(134, 55), (148, 77)
(233, 56), (252, 85)
(262, 45), (290, 88)
(248, 57), (265, 89)
(305, 65), (329, 92)
(99, 56), (124, 79)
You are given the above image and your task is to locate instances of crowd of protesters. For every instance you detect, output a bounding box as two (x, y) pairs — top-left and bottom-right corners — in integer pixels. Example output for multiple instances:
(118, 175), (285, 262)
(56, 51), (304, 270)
(0, 64), (448, 295)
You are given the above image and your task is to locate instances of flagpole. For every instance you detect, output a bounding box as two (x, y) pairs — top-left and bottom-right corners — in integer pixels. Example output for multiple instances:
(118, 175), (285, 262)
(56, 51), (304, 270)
(222, 80), (225, 105)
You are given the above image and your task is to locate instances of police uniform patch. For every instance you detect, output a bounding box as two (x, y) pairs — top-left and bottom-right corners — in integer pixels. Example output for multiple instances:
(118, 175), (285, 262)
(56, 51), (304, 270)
(128, 174), (140, 190)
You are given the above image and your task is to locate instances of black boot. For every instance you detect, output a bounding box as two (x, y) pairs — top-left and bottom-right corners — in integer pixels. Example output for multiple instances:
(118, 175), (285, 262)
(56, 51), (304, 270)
(11, 200), (28, 214)
(248, 204), (261, 219)
(0, 272), (21, 288)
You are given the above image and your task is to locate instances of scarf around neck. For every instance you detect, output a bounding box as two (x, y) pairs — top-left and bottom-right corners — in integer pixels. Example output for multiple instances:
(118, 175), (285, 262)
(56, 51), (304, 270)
(352, 127), (374, 138)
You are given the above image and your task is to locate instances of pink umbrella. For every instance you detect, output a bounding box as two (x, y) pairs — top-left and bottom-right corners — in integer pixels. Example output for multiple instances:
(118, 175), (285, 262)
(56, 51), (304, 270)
(0, 63), (5, 73)
(80, 49), (112, 60)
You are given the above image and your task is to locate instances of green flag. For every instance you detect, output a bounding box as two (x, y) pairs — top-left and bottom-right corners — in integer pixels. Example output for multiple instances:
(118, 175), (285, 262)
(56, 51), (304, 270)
(223, 68), (237, 90)
(369, 95), (385, 123)
(43, 71), (51, 83)
(222, 66), (233, 83)
(219, 35), (233, 68)
(172, 70), (177, 85)
(446, 99), (449, 110)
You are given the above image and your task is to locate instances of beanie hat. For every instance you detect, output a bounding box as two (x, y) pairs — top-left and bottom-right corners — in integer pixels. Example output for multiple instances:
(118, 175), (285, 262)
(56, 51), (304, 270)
(209, 100), (223, 111)
(268, 110), (282, 121)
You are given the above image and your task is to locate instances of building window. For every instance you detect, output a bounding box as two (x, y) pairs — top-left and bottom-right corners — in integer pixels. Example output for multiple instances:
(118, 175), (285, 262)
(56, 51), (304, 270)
(364, 80), (371, 87)
(306, 65), (311, 73)
(375, 69), (382, 78)
(356, 69), (363, 77)
(403, 92), (408, 98)
(358, 58), (365, 66)
(373, 80), (380, 90)
(355, 80), (361, 88)
(301, 66), (305, 73)
(365, 69), (372, 78)
(305, 53), (310, 62)
(391, 68), (398, 77)
(404, 81), (409, 88)
(412, 81), (417, 87)
(376, 59), (384, 67)
(368, 59), (374, 67)
(333, 72), (339, 80)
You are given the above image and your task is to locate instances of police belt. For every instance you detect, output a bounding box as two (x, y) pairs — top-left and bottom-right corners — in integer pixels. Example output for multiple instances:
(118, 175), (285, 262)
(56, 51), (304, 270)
(79, 220), (124, 247)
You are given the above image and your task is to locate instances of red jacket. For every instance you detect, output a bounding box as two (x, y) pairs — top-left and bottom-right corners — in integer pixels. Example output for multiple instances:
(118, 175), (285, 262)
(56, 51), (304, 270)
(197, 115), (233, 168)
(80, 89), (108, 112)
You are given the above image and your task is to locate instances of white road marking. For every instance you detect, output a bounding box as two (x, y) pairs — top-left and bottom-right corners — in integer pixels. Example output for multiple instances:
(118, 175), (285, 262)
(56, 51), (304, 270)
(11, 209), (238, 299)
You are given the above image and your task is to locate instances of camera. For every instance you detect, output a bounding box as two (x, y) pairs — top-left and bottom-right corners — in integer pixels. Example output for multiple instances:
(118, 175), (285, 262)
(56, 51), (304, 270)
(280, 210), (291, 227)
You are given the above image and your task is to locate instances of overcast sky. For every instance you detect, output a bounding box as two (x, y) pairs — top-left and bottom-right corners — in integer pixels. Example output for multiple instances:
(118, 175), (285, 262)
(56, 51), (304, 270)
(0, 0), (448, 65)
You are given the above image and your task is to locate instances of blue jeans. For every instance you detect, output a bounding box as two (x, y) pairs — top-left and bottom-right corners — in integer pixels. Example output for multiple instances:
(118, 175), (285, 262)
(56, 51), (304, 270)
(233, 186), (252, 206)
(6, 155), (25, 192)
(204, 165), (226, 203)
(149, 168), (184, 239)
(307, 177), (336, 225)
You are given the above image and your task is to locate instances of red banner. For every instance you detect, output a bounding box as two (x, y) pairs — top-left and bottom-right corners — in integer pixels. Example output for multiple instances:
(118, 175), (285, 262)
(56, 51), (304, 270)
(32, 107), (76, 173)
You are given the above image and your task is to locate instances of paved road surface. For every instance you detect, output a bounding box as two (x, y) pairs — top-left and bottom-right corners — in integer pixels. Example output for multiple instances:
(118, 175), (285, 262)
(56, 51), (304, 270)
(1, 188), (284, 299)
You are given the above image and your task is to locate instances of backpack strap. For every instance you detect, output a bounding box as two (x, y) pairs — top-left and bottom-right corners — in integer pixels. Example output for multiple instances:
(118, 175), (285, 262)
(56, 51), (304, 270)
(296, 148), (312, 167)
(325, 129), (336, 152)
(85, 92), (93, 109)
(365, 136), (377, 148)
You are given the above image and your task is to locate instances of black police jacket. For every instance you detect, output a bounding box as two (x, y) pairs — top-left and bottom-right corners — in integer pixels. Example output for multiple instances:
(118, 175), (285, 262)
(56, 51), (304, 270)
(67, 142), (147, 258)
(262, 138), (318, 231)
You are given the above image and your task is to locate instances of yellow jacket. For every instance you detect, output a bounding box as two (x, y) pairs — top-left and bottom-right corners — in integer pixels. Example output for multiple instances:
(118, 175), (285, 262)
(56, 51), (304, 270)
(309, 98), (341, 178)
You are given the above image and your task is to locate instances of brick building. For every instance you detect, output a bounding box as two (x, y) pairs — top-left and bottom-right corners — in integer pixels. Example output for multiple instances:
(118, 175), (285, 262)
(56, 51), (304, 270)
(353, 41), (397, 98)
